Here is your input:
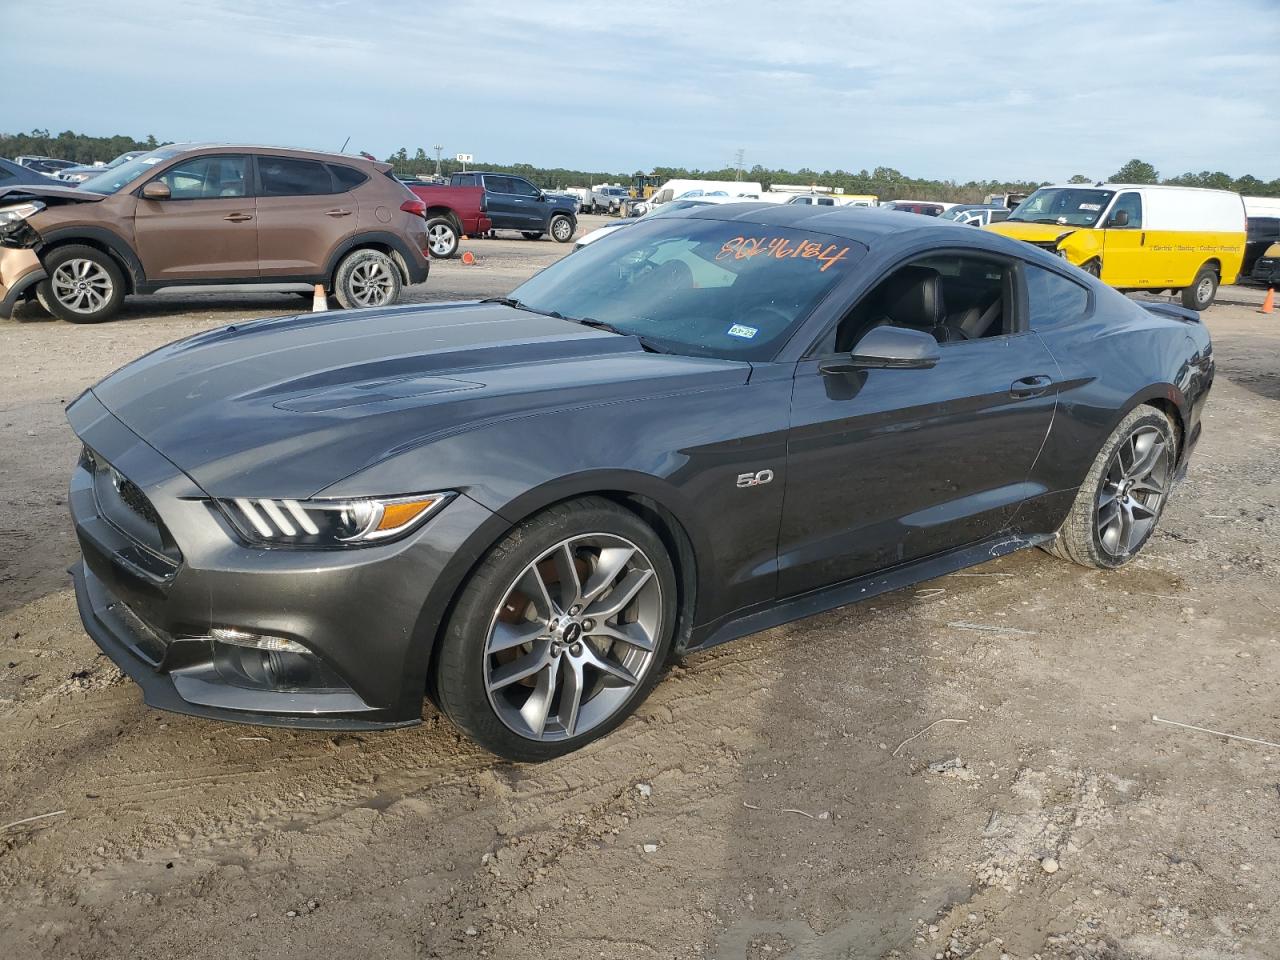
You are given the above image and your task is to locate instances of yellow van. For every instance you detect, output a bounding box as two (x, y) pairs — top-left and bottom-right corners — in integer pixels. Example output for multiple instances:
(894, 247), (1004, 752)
(986, 184), (1246, 310)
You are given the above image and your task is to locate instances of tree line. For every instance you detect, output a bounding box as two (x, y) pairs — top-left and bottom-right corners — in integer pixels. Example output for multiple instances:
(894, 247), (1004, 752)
(4, 131), (1276, 200)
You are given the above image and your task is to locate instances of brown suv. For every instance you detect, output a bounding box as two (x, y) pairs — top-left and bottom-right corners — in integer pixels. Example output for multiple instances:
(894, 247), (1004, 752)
(0, 144), (431, 323)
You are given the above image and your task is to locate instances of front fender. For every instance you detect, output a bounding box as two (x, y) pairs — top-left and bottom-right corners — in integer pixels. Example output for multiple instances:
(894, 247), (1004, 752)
(1056, 229), (1103, 268)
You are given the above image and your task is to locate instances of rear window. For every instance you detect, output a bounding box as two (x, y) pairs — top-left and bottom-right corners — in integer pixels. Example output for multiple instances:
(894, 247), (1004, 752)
(1248, 218), (1280, 241)
(329, 164), (368, 191)
(259, 157), (336, 197)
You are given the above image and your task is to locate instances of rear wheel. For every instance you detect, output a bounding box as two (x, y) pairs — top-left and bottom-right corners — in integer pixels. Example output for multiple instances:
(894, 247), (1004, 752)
(333, 249), (401, 309)
(550, 214), (575, 243)
(36, 245), (125, 323)
(1181, 266), (1218, 311)
(434, 497), (677, 761)
(425, 217), (460, 259)
(1045, 406), (1176, 568)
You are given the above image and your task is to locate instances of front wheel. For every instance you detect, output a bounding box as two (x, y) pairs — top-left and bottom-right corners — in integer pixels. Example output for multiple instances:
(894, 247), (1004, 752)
(425, 217), (460, 259)
(1045, 406), (1177, 568)
(1181, 266), (1218, 311)
(333, 249), (402, 310)
(549, 214), (575, 243)
(36, 245), (125, 323)
(433, 497), (677, 761)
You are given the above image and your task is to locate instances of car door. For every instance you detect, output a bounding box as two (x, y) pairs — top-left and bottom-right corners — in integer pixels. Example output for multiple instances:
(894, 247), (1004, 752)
(507, 176), (547, 229)
(777, 252), (1059, 597)
(253, 155), (355, 277)
(481, 175), (522, 230)
(132, 154), (257, 280)
(1100, 191), (1145, 287)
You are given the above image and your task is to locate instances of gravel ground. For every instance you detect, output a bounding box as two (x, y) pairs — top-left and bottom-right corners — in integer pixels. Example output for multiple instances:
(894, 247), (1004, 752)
(1, 221), (1277, 959)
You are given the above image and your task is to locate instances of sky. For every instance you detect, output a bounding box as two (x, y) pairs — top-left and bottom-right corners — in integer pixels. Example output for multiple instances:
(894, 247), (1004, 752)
(3, 0), (1278, 183)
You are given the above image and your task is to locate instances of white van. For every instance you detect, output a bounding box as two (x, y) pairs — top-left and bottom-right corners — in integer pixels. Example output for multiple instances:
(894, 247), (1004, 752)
(988, 184), (1246, 309)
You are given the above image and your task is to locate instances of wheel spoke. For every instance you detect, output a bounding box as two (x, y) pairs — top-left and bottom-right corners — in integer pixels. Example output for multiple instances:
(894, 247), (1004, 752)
(518, 564), (558, 619)
(585, 567), (653, 619)
(553, 542), (583, 612)
(589, 619), (656, 652)
(581, 546), (637, 605)
(488, 619), (544, 654)
(487, 644), (551, 692)
(1129, 432), (1164, 479)
(518, 655), (559, 737)
(1118, 503), (1135, 554)
(559, 658), (585, 737)
(582, 646), (639, 687)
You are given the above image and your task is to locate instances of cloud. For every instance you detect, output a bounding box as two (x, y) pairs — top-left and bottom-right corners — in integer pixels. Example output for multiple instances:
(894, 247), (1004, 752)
(2, 0), (1276, 181)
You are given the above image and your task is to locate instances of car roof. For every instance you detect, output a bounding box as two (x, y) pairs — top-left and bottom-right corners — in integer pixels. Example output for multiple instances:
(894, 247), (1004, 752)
(679, 201), (1052, 260)
(148, 143), (392, 171)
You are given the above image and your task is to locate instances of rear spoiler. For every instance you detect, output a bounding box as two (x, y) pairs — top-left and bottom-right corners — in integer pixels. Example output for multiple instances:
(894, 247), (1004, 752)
(1136, 300), (1200, 323)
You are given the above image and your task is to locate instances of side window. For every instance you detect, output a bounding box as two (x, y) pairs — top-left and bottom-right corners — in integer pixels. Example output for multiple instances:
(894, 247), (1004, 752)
(154, 155), (248, 199)
(509, 178), (540, 198)
(1023, 264), (1090, 330)
(452, 173), (477, 187)
(1108, 192), (1142, 229)
(830, 254), (1012, 352)
(328, 164), (368, 191)
(0, 166), (14, 184)
(483, 175), (513, 194)
(258, 157), (336, 197)
(817, 197), (835, 206)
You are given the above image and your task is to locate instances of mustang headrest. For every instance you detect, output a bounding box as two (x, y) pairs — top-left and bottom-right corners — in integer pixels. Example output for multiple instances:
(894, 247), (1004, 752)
(877, 265), (944, 330)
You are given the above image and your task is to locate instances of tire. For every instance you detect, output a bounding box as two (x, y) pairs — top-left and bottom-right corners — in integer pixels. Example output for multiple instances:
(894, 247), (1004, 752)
(1181, 266), (1218, 311)
(549, 214), (575, 243)
(35, 245), (125, 323)
(332, 249), (402, 310)
(425, 217), (460, 259)
(521, 231), (544, 240)
(1082, 259), (1101, 278)
(1045, 406), (1177, 569)
(434, 497), (678, 762)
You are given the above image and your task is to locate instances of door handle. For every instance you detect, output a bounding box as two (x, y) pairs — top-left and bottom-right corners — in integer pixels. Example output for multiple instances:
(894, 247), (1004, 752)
(223, 213), (253, 222)
(1010, 374), (1054, 399)
(325, 208), (353, 217)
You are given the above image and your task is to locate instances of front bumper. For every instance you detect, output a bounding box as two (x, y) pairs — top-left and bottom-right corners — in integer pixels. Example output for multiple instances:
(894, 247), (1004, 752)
(67, 391), (497, 729)
(0, 247), (45, 318)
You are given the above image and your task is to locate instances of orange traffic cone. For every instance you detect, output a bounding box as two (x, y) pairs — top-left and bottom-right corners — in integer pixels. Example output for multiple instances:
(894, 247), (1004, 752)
(1261, 288), (1275, 315)
(312, 283), (328, 312)
(461, 251), (476, 265)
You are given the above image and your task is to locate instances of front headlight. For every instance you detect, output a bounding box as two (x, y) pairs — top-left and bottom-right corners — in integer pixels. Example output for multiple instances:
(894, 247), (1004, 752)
(0, 201), (45, 225)
(219, 493), (451, 547)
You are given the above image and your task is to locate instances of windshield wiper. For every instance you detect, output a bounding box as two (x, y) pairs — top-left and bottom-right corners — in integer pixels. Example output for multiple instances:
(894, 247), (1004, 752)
(481, 296), (538, 312)
(564, 315), (667, 353)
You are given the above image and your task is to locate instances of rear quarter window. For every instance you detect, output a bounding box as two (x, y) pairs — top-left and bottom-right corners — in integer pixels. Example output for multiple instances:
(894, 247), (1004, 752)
(328, 164), (369, 191)
(1024, 263), (1090, 330)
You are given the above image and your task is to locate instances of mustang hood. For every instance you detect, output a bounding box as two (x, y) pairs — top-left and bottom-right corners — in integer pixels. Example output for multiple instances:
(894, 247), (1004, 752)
(75, 302), (750, 498)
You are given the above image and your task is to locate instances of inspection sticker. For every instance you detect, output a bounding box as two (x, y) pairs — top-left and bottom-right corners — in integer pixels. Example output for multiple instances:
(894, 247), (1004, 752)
(727, 324), (759, 339)
(1078, 203), (1102, 211)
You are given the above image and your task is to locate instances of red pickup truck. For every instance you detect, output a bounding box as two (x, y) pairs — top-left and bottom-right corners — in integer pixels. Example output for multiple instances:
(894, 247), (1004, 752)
(406, 183), (491, 259)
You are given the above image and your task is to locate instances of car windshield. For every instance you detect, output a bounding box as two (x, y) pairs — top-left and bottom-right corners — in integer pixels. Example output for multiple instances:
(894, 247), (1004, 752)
(509, 216), (863, 361)
(938, 207), (975, 221)
(78, 148), (182, 194)
(1008, 187), (1115, 227)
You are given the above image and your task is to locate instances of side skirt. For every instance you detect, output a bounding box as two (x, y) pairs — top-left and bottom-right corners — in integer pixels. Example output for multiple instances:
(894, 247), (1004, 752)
(685, 532), (1053, 654)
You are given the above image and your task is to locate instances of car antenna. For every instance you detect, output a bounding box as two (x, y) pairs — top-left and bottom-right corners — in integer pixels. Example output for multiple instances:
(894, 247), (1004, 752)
(339, 136), (351, 154)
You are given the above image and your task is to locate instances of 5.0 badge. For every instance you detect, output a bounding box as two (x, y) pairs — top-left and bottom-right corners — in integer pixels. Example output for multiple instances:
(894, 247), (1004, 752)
(736, 469), (774, 488)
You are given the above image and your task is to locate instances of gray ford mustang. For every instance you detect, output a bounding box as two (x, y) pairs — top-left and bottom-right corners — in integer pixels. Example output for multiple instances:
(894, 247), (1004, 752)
(68, 204), (1213, 760)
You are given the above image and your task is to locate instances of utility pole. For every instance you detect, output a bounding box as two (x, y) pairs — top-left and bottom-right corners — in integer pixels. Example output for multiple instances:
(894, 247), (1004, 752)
(433, 144), (443, 177)
(733, 148), (745, 181)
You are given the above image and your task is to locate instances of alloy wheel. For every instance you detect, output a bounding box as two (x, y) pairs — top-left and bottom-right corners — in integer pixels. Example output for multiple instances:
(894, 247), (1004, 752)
(1096, 425), (1171, 558)
(551, 218), (572, 241)
(348, 259), (396, 306)
(483, 533), (662, 742)
(428, 223), (456, 257)
(51, 259), (114, 314)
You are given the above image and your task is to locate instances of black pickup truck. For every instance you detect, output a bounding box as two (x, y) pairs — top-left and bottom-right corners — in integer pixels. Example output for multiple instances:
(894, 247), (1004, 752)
(450, 172), (577, 242)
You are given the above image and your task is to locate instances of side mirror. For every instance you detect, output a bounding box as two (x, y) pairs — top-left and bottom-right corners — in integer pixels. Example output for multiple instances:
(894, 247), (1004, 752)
(1108, 209), (1129, 228)
(820, 326), (941, 373)
(142, 180), (171, 201)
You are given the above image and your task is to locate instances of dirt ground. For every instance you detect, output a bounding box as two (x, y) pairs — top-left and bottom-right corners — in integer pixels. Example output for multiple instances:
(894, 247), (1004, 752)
(1, 218), (1278, 960)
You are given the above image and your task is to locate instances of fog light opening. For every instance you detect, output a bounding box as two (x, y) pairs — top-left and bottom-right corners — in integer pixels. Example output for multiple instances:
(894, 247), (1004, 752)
(208, 629), (349, 693)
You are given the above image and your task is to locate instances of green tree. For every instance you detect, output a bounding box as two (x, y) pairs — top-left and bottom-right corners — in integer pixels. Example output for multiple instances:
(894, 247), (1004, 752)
(1111, 158), (1159, 183)
(1068, 174), (1091, 184)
